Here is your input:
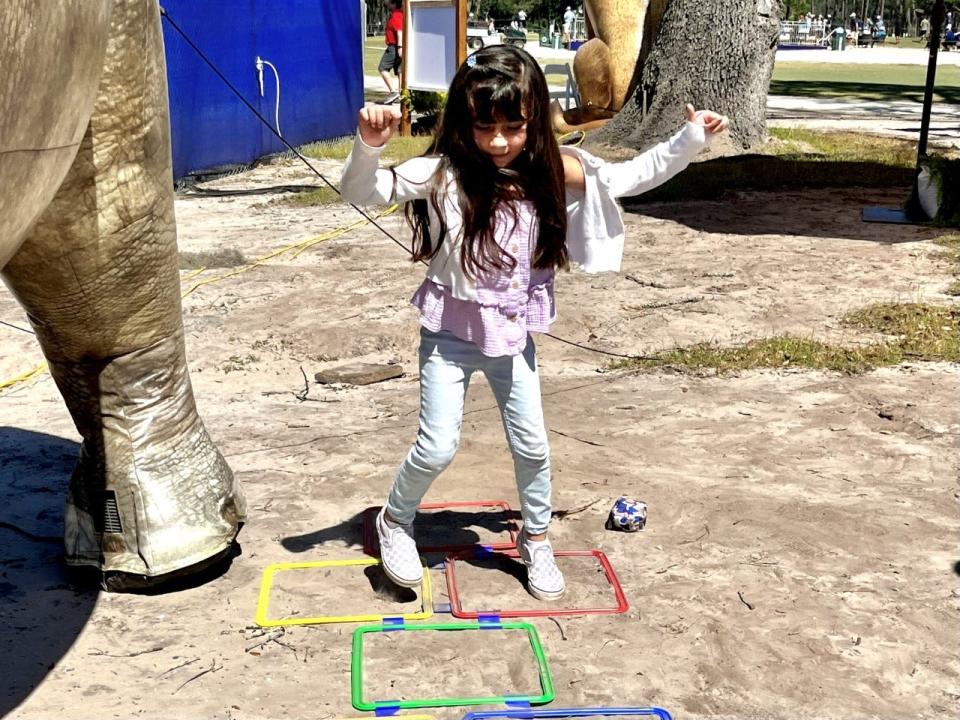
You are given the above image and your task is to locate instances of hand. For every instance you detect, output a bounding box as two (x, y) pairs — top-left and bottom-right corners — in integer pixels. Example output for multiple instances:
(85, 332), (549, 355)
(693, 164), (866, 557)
(358, 103), (402, 147)
(684, 104), (729, 135)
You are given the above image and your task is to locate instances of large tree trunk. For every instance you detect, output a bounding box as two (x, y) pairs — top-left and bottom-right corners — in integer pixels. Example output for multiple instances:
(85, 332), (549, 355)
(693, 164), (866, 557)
(593, 0), (783, 152)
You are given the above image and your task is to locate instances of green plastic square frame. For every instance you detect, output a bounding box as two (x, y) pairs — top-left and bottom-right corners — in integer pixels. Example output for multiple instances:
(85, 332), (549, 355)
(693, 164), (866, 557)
(351, 621), (555, 710)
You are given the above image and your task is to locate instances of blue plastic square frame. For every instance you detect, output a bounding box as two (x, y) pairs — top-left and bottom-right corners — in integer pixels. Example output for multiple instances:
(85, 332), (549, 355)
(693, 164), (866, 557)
(462, 707), (672, 720)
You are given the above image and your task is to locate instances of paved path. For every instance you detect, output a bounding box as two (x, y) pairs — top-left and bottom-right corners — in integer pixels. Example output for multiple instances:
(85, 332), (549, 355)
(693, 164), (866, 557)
(774, 45), (960, 65)
(767, 95), (960, 148)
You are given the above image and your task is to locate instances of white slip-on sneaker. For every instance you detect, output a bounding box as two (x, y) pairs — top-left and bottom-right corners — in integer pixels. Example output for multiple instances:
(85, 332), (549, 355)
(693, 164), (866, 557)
(516, 529), (565, 601)
(376, 507), (423, 588)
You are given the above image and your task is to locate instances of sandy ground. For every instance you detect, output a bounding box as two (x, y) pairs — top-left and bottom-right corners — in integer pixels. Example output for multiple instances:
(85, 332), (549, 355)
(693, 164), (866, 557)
(2, 105), (960, 718)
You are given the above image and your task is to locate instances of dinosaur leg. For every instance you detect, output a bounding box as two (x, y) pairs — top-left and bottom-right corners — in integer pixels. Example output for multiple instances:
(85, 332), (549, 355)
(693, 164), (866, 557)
(1, 0), (245, 590)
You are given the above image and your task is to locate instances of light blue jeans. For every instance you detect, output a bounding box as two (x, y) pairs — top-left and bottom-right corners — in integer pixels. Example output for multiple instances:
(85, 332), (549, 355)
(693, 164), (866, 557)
(385, 328), (552, 534)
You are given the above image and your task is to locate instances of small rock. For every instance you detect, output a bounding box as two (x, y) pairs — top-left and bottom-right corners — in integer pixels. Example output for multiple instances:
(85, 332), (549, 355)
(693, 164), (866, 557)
(314, 362), (403, 386)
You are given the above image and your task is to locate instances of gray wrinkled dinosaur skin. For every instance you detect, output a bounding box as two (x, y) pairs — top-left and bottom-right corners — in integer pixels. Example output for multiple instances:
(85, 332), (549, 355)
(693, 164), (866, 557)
(0, 0), (245, 590)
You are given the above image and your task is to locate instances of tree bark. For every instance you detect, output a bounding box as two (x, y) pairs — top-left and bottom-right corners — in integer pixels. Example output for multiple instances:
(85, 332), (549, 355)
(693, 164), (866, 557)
(592, 0), (783, 152)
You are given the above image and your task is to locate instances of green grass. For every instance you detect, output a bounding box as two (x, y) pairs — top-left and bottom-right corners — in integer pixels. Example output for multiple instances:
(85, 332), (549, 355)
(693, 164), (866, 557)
(631, 130), (917, 203)
(365, 36), (389, 80)
(766, 127), (918, 165)
(289, 134), (433, 206)
(610, 303), (959, 375)
(284, 186), (342, 207)
(299, 135), (432, 163)
(770, 62), (960, 104)
(933, 233), (960, 261)
(934, 233), (960, 295)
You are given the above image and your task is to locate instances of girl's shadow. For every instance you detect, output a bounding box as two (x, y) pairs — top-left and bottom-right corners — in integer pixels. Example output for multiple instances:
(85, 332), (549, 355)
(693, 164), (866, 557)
(282, 508), (518, 554)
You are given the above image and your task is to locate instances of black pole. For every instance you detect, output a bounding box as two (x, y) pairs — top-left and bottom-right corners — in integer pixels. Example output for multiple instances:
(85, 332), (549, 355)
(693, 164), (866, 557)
(916, 0), (945, 162)
(904, 0), (946, 220)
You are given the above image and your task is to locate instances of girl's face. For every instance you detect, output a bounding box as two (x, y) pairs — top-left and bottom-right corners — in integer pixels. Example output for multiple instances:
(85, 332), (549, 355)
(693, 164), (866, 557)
(472, 116), (527, 168)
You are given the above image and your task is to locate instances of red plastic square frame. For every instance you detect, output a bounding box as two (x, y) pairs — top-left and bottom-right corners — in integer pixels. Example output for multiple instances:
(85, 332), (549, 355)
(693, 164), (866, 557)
(362, 500), (521, 557)
(444, 549), (629, 618)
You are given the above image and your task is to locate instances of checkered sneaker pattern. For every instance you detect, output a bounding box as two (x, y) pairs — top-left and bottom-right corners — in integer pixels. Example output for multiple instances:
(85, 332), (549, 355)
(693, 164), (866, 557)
(516, 531), (565, 601)
(376, 508), (423, 588)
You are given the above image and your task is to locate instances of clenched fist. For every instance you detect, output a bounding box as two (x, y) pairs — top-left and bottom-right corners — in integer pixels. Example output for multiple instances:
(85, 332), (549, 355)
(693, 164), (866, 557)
(684, 103), (729, 135)
(358, 103), (402, 147)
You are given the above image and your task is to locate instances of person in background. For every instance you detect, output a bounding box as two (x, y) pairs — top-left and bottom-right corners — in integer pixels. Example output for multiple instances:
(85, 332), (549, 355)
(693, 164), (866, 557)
(378, 0), (403, 102)
(873, 15), (886, 42)
(562, 6), (576, 47)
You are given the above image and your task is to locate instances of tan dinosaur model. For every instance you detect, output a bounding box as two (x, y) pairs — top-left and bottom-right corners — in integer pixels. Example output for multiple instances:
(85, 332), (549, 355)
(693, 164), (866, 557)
(553, 0), (669, 133)
(1, 0), (245, 590)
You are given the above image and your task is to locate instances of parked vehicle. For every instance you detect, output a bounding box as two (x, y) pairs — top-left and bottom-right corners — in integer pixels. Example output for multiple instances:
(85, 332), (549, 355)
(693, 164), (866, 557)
(466, 19), (527, 50)
(467, 19), (500, 49)
(499, 24), (527, 48)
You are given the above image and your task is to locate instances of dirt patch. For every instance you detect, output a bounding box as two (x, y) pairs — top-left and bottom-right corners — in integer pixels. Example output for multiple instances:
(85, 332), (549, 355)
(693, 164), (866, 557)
(1, 157), (958, 719)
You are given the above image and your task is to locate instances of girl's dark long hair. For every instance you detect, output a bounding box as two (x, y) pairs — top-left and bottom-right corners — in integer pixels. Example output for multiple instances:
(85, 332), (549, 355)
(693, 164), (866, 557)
(406, 45), (568, 278)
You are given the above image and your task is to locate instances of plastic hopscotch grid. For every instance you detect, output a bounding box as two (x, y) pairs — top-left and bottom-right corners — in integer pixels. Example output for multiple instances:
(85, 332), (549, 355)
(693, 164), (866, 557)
(444, 548), (629, 619)
(462, 708), (673, 720)
(256, 557), (433, 627)
(362, 500), (521, 556)
(351, 619), (555, 711)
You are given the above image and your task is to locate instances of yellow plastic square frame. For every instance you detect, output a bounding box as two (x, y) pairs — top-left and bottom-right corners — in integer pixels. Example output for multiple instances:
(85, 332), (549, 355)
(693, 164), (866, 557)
(256, 558), (433, 627)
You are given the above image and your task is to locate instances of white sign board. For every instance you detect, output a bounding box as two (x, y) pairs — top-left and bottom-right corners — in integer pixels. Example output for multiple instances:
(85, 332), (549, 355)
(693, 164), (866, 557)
(406, 1), (458, 92)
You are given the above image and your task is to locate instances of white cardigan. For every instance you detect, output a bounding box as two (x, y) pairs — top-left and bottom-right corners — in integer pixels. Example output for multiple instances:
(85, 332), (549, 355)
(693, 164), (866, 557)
(340, 122), (709, 302)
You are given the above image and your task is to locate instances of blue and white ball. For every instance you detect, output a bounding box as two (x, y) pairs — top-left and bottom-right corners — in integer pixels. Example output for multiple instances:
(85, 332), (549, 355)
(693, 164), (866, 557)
(607, 496), (647, 532)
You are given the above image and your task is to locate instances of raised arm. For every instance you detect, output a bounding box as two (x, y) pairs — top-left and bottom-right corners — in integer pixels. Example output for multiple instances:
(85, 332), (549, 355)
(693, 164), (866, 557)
(601, 104), (728, 199)
(340, 104), (438, 206)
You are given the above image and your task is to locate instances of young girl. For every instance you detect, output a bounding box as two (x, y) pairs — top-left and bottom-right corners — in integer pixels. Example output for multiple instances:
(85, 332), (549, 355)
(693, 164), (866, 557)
(341, 45), (728, 600)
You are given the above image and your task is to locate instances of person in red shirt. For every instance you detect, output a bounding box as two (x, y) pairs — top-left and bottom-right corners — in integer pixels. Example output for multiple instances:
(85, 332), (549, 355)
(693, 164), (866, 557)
(378, 0), (404, 100)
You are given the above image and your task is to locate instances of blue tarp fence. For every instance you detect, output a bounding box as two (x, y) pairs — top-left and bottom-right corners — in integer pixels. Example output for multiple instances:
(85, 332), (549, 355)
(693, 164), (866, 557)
(161, 0), (363, 178)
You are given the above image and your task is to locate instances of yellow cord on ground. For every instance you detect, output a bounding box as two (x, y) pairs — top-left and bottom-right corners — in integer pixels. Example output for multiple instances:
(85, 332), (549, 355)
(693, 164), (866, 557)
(0, 362), (47, 391)
(180, 266), (207, 282)
(0, 204), (399, 393)
(180, 204), (398, 297)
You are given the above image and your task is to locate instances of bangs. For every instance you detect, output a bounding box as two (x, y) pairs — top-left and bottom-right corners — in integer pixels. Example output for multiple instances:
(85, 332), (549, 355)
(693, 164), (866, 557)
(467, 78), (527, 123)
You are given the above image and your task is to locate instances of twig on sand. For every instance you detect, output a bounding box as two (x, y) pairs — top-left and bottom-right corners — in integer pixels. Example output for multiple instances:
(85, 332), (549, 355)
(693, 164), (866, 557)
(271, 637), (302, 661)
(548, 616), (567, 640)
(245, 627), (286, 652)
(89, 645), (164, 657)
(679, 524), (710, 545)
(624, 274), (674, 289)
(173, 659), (223, 694)
(553, 498), (602, 520)
(631, 297), (703, 311)
(737, 590), (755, 610)
(549, 428), (603, 446)
(159, 658), (199, 677)
(295, 365), (310, 401)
